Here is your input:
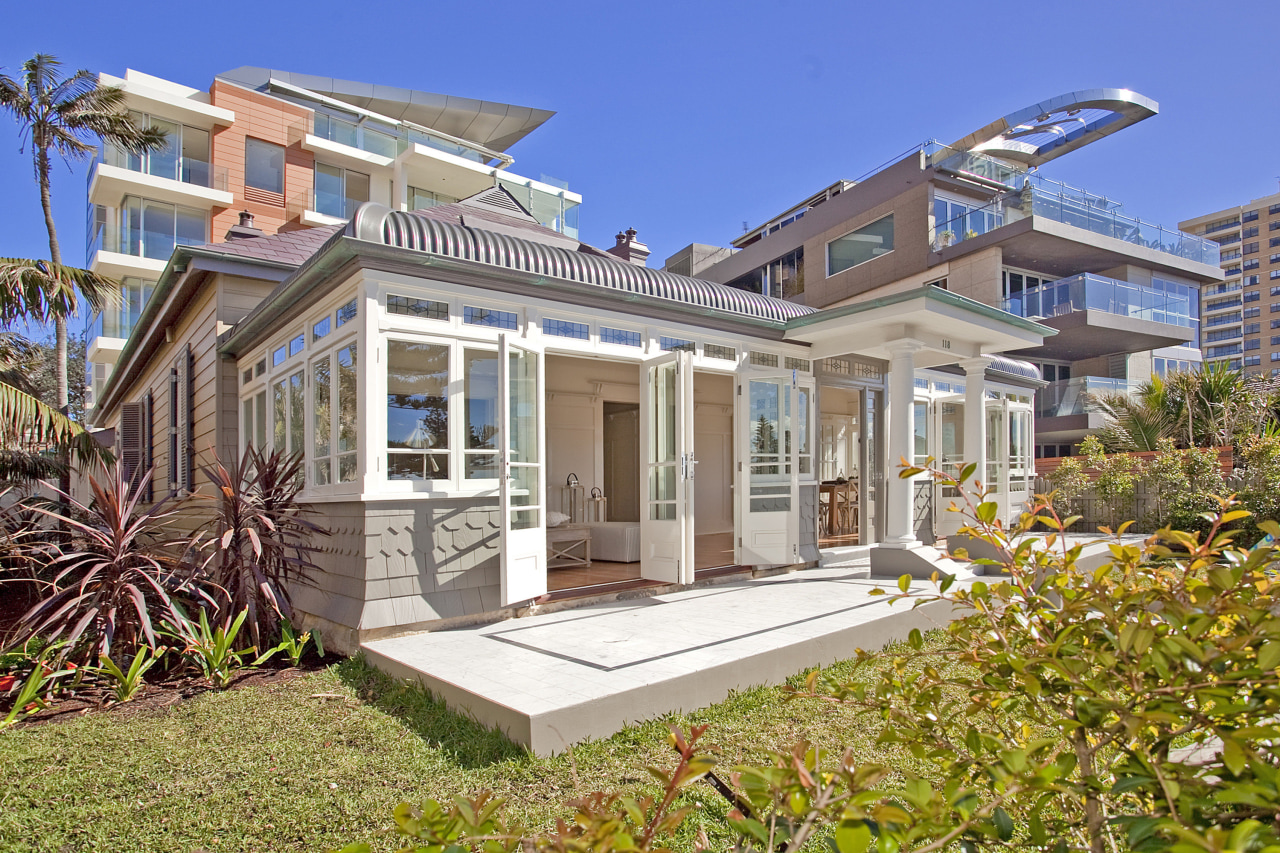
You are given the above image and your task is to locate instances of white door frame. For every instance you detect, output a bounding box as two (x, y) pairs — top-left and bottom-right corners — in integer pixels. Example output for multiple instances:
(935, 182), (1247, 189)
(499, 333), (548, 605)
(734, 365), (800, 566)
(639, 350), (695, 584)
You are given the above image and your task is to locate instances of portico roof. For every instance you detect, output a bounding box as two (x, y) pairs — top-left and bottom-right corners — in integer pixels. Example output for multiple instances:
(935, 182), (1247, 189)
(782, 286), (1055, 367)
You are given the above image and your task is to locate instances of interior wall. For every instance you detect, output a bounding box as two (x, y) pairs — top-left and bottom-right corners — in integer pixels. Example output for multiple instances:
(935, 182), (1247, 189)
(545, 355), (640, 520)
(603, 403), (640, 522)
(694, 372), (734, 536)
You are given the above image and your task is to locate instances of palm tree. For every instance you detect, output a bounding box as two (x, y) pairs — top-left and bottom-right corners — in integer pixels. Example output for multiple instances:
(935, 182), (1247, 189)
(0, 259), (117, 482)
(0, 54), (165, 494)
(1087, 374), (1180, 452)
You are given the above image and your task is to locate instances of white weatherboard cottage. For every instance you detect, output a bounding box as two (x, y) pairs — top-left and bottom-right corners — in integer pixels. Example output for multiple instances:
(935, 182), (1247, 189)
(213, 201), (1052, 647)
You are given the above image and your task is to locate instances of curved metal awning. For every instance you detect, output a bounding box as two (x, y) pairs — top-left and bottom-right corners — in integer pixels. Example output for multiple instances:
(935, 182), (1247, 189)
(348, 204), (817, 325)
(947, 89), (1158, 168)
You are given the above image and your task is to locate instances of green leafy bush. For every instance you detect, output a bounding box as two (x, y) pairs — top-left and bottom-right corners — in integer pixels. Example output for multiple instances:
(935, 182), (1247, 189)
(162, 606), (253, 690)
(336, 463), (1280, 853)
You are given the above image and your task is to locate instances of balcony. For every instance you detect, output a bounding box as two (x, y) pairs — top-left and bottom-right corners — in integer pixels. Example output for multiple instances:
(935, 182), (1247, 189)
(289, 188), (364, 226)
(932, 184), (1221, 272)
(1036, 376), (1137, 419)
(1001, 273), (1196, 360)
(1204, 311), (1242, 328)
(86, 198), (208, 278)
(1204, 218), (1241, 234)
(1204, 296), (1243, 313)
(88, 141), (231, 210)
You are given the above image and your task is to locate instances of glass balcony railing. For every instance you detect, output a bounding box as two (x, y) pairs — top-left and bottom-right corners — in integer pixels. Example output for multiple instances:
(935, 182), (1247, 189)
(86, 199), (209, 263)
(1036, 376), (1137, 418)
(86, 277), (155, 342)
(290, 188), (365, 220)
(92, 140), (228, 191)
(294, 112), (510, 167)
(932, 184), (1220, 266)
(1204, 218), (1241, 234)
(1204, 311), (1242, 328)
(1002, 273), (1196, 328)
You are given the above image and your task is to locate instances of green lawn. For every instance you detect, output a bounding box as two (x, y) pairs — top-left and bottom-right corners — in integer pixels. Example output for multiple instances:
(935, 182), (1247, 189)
(0, 642), (947, 853)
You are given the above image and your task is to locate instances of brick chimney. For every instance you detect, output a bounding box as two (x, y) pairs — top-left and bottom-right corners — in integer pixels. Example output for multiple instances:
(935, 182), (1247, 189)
(225, 210), (265, 240)
(606, 227), (650, 267)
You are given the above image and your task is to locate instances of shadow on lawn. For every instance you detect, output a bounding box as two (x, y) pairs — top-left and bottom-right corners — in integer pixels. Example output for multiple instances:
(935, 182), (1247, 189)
(334, 655), (527, 769)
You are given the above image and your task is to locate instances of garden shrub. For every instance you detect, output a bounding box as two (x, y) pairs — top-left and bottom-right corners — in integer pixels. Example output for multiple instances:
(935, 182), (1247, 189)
(1081, 434), (1143, 529)
(336, 463), (1280, 853)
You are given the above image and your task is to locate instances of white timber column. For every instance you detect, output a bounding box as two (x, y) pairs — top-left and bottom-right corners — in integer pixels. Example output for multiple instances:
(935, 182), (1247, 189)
(884, 340), (923, 548)
(960, 357), (991, 498)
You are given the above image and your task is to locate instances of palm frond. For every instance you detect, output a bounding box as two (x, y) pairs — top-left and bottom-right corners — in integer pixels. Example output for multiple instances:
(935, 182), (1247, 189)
(0, 380), (111, 469)
(0, 258), (120, 323)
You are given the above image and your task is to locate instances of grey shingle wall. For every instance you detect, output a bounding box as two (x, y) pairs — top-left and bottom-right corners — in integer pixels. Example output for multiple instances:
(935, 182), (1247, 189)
(799, 485), (819, 563)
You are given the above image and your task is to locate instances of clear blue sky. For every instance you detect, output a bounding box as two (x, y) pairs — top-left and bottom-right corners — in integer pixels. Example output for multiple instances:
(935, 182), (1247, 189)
(2, 0), (1276, 292)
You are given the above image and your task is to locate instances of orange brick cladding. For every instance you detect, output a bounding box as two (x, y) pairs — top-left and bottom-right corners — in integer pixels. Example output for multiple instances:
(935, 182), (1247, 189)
(208, 81), (315, 238)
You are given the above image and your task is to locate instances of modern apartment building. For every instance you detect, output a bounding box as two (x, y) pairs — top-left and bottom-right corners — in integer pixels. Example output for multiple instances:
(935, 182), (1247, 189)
(673, 89), (1220, 460)
(1179, 190), (1280, 376)
(83, 67), (581, 423)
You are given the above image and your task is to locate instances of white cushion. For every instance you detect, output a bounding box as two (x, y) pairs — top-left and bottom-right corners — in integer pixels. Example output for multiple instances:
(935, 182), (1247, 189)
(582, 521), (641, 562)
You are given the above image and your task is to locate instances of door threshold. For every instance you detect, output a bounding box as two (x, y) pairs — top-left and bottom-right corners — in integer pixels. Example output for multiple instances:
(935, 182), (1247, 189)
(540, 578), (665, 603)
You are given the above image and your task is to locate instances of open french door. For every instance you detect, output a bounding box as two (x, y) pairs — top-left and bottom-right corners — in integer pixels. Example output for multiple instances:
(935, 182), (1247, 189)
(735, 366), (799, 566)
(499, 334), (548, 606)
(640, 350), (694, 584)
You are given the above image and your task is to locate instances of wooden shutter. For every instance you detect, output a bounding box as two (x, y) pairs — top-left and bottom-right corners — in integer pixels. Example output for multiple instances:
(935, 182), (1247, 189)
(142, 392), (154, 502)
(174, 344), (194, 493)
(168, 367), (179, 494)
(119, 402), (144, 493)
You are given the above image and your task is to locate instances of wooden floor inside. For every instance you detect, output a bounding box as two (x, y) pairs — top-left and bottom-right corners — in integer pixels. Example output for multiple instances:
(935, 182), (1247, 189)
(818, 531), (860, 549)
(547, 531), (738, 593)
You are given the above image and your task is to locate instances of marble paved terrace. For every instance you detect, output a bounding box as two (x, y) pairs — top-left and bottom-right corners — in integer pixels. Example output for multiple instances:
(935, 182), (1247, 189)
(362, 564), (968, 755)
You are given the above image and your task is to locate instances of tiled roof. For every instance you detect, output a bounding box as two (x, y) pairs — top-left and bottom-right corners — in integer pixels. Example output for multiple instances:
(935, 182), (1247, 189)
(196, 225), (343, 266)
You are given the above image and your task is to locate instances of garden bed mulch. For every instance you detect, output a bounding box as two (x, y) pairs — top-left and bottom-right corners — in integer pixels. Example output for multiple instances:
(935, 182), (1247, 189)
(2, 653), (332, 729)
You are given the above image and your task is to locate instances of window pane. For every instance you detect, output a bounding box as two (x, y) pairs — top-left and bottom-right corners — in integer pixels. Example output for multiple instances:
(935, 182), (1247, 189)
(245, 138), (285, 193)
(273, 379), (286, 450)
(337, 298), (358, 326)
(142, 199), (175, 260)
(289, 371), (304, 456)
(148, 117), (179, 180)
(338, 344), (357, 455)
(464, 349), (499, 479)
(315, 163), (343, 217)
(345, 170), (370, 205)
(828, 215), (895, 275)
(175, 206), (206, 247)
(313, 355), (331, 459)
(463, 306), (517, 329)
(387, 341), (446, 481)
(600, 327), (642, 347)
(255, 390), (266, 449)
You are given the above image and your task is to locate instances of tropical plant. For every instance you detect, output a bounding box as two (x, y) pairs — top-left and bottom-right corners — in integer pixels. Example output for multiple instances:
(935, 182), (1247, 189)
(254, 618), (323, 668)
(193, 447), (326, 649)
(1088, 373), (1179, 451)
(1237, 433), (1280, 526)
(162, 605), (253, 690)
(8, 464), (199, 664)
(0, 54), (166, 501)
(0, 261), (117, 478)
(92, 646), (163, 703)
(1, 642), (73, 729)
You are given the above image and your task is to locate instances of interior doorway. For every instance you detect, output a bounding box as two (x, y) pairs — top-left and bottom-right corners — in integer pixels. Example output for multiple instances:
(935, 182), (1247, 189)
(693, 371), (735, 571)
(603, 402), (639, 523)
(818, 385), (863, 549)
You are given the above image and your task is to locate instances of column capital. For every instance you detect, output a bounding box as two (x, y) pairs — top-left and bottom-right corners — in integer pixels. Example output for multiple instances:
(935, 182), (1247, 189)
(886, 339), (925, 358)
(958, 356), (992, 375)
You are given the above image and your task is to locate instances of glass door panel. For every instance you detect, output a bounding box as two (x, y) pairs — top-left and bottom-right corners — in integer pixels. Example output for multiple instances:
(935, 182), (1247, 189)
(736, 368), (798, 565)
(498, 335), (547, 605)
(640, 351), (692, 583)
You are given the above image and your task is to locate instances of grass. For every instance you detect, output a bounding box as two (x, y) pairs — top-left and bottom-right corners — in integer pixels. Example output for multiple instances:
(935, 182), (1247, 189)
(0, 638), (961, 853)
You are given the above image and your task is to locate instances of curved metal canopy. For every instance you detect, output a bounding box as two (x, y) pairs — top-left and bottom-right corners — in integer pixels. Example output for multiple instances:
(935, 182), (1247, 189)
(948, 89), (1158, 168)
(348, 204), (816, 324)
